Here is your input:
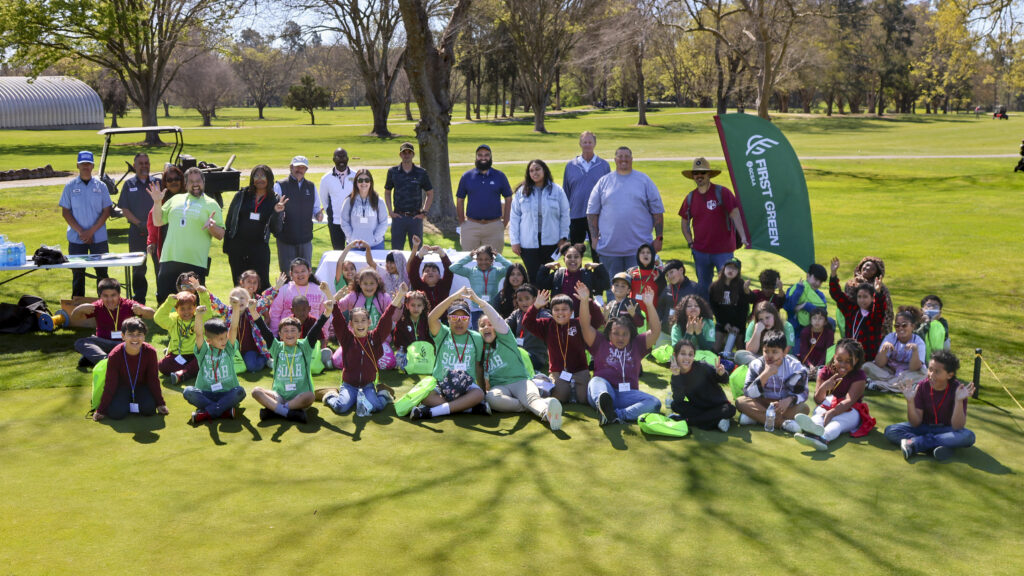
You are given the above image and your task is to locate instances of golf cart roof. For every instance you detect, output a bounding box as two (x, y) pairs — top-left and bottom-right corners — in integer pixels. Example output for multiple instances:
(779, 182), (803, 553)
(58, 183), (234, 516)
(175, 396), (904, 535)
(97, 126), (183, 136)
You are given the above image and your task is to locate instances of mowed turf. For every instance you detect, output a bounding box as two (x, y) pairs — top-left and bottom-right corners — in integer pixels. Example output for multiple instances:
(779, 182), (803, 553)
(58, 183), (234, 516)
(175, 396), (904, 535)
(1, 109), (1023, 575)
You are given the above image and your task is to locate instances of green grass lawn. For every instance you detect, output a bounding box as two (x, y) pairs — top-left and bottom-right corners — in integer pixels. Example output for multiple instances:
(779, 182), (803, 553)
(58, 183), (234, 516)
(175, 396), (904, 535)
(1, 109), (1023, 575)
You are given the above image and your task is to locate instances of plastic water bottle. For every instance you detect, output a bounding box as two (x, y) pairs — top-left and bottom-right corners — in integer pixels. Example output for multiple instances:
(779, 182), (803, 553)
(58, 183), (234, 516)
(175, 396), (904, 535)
(15, 242), (25, 265)
(356, 388), (371, 417)
(664, 392), (673, 415)
(764, 404), (776, 432)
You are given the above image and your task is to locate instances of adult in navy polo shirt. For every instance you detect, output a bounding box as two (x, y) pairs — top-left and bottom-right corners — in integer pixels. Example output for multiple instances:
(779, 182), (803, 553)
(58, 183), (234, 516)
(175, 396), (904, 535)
(384, 141), (434, 250)
(456, 144), (512, 254)
(586, 146), (664, 282)
(678, 157), (750, 299)
(562, 131), (610, 255)
(118, 153), (159, 304)
(59, 151), (113, 297)
(272, 155), (324, 273)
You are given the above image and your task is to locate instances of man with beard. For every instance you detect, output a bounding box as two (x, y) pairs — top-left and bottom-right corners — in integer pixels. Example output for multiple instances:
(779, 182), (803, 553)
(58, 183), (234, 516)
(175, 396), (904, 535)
(320, 147), (354, 250)
(456, 144), (512, 253)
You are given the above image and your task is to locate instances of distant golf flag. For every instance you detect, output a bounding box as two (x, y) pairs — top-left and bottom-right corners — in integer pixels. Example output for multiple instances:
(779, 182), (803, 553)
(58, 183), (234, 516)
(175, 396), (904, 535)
(714, 114), (815, 271)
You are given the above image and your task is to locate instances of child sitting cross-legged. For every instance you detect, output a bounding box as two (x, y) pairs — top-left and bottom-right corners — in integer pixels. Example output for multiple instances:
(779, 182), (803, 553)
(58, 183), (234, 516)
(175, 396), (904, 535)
(735, 329), (810, 433)
(322, 283), (408, 416)
(183, 292), (247, 424)
(668, 339), (735, 432)
(92, 318), (168, 421)
(863, 306), (927, 393)
(791, 338), (869, 451)
(72, 277), (155, 367)
(250, 297), (333, 423)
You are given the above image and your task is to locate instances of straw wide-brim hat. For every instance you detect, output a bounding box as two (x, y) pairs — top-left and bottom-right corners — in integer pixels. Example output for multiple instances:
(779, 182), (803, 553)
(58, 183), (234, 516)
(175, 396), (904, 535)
(681, 157), (721, 179)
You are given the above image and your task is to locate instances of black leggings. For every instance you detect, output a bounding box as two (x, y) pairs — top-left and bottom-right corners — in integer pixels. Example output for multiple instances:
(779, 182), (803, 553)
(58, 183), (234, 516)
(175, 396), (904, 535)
(227, 243), (272, 292)
(156, 261), (207, 304)
(104, 382), (157, 420)
(676, 401), (736, 430)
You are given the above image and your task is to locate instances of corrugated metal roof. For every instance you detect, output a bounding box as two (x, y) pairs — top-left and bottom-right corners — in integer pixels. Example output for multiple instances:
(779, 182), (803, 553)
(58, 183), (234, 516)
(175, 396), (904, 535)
(0, 76), (104, 130)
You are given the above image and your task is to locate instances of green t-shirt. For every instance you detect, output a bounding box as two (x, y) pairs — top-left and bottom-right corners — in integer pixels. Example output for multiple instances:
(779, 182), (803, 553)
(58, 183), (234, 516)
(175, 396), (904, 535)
(154, 291), (215, 355)
(670, 318), (716, 350)
(195, 341), (240, 393)
(483, 330), (531, 387)
(431, 324), (484, 382)
(270, 339), (313, 401)
(160, 193), (223, 268)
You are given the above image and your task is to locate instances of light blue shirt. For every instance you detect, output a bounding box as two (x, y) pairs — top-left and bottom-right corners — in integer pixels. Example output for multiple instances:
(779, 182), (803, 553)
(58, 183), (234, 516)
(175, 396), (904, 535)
(508, 183), (571, 249)
(585, 170), (664, 257)
(562, 155), (610, 219)
(59, 176), (112, 244)
(339, 194), (389, 246)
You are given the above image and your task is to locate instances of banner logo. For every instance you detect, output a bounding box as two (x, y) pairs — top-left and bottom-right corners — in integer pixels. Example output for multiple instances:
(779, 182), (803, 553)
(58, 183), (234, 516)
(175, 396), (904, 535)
(745, 135), (779, 157)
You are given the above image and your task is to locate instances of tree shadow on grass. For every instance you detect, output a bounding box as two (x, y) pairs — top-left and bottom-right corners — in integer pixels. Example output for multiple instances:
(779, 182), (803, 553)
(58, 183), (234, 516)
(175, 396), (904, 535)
(101, 413), (165, 444)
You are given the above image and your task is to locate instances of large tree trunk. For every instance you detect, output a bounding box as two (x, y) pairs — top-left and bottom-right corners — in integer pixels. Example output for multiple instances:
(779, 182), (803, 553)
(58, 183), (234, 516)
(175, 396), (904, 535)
(405, 98), (413, 121)
(636, 43), (648, 126)
(531, 93), (546, 132)
(398, 0), (471, 234)
(257, 104), (266, 119)
(364, 78), (394, 137)
(140, 100), (163, 145)
(554, 66), (561, 111)
(714, 37), (727, 115)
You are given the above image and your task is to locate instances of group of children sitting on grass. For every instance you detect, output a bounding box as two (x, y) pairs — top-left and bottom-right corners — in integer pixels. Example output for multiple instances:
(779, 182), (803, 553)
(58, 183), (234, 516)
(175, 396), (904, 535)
(75, 238), (972, 462)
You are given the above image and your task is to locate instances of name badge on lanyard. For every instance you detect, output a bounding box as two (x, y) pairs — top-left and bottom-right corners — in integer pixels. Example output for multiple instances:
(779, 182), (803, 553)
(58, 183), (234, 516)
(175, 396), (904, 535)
(250, 212), (260, 221)
(453, 362), (468, 372)
(515, 337), (524, 346)
(559, 370), (574, 383)
(111, 331), (122, 340)
(618, 382), (631, 392)
(129, 403), (140, 414)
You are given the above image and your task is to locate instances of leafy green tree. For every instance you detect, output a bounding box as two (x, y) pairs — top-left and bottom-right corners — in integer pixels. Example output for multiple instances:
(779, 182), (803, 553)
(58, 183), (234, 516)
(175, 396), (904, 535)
(284, 75), (331, 124)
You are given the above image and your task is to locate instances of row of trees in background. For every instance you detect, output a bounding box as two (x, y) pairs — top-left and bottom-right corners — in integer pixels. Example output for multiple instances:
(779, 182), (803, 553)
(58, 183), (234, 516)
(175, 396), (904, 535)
(3, 0), (1024, 227)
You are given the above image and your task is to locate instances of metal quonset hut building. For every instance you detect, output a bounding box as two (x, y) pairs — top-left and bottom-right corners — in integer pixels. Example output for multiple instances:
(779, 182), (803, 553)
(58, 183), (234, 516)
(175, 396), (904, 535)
(0, 76), (104, 130)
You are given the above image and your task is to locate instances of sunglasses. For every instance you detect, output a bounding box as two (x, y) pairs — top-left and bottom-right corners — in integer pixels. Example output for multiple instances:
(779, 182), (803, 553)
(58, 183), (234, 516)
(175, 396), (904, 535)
(356, 178), (372, 183)
(448, 313), (470, 320)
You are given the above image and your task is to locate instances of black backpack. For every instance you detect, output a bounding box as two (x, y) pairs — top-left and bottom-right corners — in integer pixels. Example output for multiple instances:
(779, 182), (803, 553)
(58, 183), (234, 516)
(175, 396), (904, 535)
(33, 246), (68, 265)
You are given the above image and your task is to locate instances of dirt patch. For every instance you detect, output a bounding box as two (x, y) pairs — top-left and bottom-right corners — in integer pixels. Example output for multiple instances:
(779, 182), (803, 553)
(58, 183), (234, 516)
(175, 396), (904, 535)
(0, 208), (29, 222)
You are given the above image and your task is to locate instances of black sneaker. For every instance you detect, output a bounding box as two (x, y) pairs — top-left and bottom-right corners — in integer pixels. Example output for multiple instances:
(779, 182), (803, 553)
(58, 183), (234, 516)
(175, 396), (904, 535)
(597, 392), (615, 426)
(469, 402), (491, 416)
(259, 408), (278, 422)
(410, 406), (431, 420)
(286, 409), (308, 424)
(78, 356), (93, 368)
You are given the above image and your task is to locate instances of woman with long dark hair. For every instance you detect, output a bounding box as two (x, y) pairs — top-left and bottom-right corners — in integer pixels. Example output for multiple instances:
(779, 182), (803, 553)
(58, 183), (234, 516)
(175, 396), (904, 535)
(340, 169), (389, 250)
(509, 159), (570, 280)
(223, 164), (282, 292)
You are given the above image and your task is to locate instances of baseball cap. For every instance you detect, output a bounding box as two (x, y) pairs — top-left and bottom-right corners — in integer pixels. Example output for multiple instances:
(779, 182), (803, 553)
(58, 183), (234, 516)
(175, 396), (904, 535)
(447, 299), (471, 316)
(724, 257), (742, 270)
(400, 142), (415, 152)
(612, 272), (630, 285)
(77, 151), (94, 165)
(476, 144), (491, 153)
(290, 155), (310, 168)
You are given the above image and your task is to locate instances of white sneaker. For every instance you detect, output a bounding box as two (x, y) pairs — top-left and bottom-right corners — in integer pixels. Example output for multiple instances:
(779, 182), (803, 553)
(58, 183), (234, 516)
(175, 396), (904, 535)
(717, 418), (731, 432)
(320, 348), (333, 370)
(545, 398), (563, 431)
(795, 413), (825, 437)
(781, 419), (802, 434)
(795, 433), (828, 451)
(378, 390), (394, 405)
(739, 413), (756, 426)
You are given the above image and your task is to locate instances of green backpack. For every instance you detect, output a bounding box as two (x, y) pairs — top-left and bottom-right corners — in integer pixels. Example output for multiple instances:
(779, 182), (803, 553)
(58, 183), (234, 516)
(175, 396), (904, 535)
(404, 341), (436, 375)
(651, 344), (673, 364)
(638, 413), (690, 437)
(310, 341), (325, 375)
(233, 347), (247, 374)
(394, 377), (438, 417)
(90, 358), (108, 412)
(729, 364), (749, 402)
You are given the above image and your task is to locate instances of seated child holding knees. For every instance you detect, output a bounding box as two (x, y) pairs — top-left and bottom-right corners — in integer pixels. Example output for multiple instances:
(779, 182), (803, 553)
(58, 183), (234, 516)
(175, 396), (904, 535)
(578, 283), (662, 426)
(323, 283), (408, 416)
(797, 307), (834, 370)
(92, 318), (168, 421)
(669, 340), (735, 432)
(709, 257), (750, 357)
(183, 294), (247, 423)
(864, 306), (927, 393)
(409, 288), (490, 420)
(250, 298), (333, 423)
(736, 301), (794, 365)
(916, 294), (951, 358)
(155, 291), (202, 386)
(736, 329), (809, 433)
(884, 350), (976, 461)
(472, 289), (563, 431)
(792, 338), (868, 451)
(72, 277), (155, 367)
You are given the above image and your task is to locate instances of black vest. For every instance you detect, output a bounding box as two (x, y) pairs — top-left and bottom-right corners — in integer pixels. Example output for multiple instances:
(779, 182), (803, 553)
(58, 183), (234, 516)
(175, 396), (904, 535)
(276, 177), (317, 244)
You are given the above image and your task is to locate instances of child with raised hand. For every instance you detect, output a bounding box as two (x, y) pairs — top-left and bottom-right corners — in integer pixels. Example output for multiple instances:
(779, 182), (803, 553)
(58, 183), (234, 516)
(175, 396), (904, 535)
(578, 283), (662, 425)
(792, 338), (869, 451)
(333, 241), (361, 296)
(524, 288), (605, 405)
(670, 294), (716, 351)
(471, 288), (564, 431)
(625, 243), (665, 315)
(735, 329), (810, 433)
(72, 277), (155, 367)
(336, 267), (393, 331)
(784, 263), (828, 354)
(504, 284), (550, 373)
(669, 339), (734, 432)
(884, 350), (976, 461)
(916, 294), (951, 358)
(708, 257), (750, 357)
(269, 257), (328, 338)
(864, 306), (927, 393)
(829, 256), (888, 361)
(407, 235), (454, 311)
(250, 296), (333, 423)
(154, 290), (202, 386)
(536, 243), (609, 314)
(375, 250), (410, 298)
(183, 295), (247, 423)
(323, 283), (407, 416)
(451, 244), (514, 327)
(236, 270), (287, 372)
(798, 307), (834, 370)
(409, 287), (489, 420)
(604, 272), (644, 327)
(93, 318), (168, 421)
(736, 301), (795, 365)
(750, 268), (785, 310)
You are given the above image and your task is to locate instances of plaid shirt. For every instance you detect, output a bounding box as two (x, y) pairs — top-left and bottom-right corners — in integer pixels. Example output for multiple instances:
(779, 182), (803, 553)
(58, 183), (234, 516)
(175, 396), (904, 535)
(830, 276), (888, 361)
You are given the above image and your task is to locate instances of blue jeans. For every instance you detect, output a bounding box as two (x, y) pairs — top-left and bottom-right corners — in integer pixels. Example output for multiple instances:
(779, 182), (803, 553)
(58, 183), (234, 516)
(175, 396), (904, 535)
(586, 376), (661, 422)
(884, 422), (976, 453)
(692, 249), (734, 301)
(391, 215), (423, 250)
(69, 241), (109, 298)
(183, 386), (246, 418)
(243, 350), (267, 372)
(325, 383), (388, 414)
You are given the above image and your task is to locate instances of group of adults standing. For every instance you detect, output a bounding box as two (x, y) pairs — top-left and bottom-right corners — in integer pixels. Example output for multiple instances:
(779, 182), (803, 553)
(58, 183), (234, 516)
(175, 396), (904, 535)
(60, 131), (748, 305)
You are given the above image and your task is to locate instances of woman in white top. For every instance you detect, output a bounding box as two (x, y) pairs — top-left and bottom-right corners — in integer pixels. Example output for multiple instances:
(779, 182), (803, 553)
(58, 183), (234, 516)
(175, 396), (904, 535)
(340, 169), (389, 250)
(509, 159), (570, 281)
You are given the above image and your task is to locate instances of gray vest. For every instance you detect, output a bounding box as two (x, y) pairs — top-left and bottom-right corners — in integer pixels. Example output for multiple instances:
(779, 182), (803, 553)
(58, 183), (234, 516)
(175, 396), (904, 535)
(276, 177), (316, 244)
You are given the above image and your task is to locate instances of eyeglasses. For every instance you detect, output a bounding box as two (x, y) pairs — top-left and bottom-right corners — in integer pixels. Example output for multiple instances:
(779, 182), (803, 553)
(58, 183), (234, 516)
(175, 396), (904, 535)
(356, 178), (372, 183)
